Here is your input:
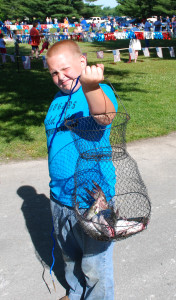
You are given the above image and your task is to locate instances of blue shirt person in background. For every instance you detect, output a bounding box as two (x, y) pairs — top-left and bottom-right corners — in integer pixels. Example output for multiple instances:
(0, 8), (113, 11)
(144, 20), (151, 32)
(45, 40), (118, 300)
(154, 16), (162, 32)
(166, 16), (171, 31)
(144, 20), (152, 47)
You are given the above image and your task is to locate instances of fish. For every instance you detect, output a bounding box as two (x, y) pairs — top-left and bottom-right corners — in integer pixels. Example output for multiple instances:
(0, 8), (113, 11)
(79, 181), (117, 237)
(84, 181), (109, 220)
(76, 181), (148, 239)
(114, 217), (149, 238)
(75, 203), (102, 237)
(92, 212), (115, 238)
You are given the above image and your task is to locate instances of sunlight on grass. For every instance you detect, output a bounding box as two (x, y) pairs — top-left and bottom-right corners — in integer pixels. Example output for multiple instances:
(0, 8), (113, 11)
(0, 39), (176, 162)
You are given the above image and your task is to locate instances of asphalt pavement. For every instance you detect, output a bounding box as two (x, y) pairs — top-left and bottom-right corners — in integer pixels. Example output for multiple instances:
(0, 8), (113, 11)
(0, 132), (176, 300)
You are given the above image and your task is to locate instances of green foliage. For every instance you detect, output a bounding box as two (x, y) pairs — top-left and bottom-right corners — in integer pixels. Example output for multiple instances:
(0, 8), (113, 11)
(153, 0), (176, 16)
(0, 0), (176, 22)
(46, 0), (102, 22)
(72, 0), (85, 12)
(0, 0), (37, 21)
(0, 0), (5, 20)
(84, 0), (97, 3)
(116, 0), (176, 18)
(0, 0), (104, 23)
(0, 0), (47, 22)
(99, 6), (117, 17)
(47, 0), (75, 21)
(80, 3), (102, 19)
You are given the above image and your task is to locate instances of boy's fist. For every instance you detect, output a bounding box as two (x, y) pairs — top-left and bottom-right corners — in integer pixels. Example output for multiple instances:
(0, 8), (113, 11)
(80, 64), (104, 91)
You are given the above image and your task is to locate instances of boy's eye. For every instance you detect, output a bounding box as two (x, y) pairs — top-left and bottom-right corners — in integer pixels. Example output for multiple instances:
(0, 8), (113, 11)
(51, 71), (58, 77)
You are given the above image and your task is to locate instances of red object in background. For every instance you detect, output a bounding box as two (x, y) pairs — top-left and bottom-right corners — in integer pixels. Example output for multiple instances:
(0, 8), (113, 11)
(70, 34), (79, 41)
(104, 33), (108, 40)
(41, 24), (47, 29)
(104, 33), (116, 41)
(162, 32), (171, 40)
(111, 33), (116, 40)
(77, 34), (83, 42)
(0, 48), (6, 54)
(135, 32), (144, 40)
(23, 25), (29, 30)
(39, 41), (49, 54)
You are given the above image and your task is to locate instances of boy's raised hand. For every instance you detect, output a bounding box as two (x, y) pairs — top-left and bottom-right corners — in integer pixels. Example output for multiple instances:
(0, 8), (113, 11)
(80, 64), (104, 91)
(79, 63), (116, 124)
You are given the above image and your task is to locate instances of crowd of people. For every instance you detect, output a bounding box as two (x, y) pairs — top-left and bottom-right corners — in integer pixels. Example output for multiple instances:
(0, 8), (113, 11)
(2, 14), (176, 32)
(0, 14), (176, 63)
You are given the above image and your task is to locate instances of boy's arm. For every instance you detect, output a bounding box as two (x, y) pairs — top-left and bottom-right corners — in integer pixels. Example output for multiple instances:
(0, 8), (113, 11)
(80, 64), (116, 125)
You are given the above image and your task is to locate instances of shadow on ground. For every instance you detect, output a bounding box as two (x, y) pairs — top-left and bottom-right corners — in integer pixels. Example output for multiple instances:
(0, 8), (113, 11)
(17, 185), (69, 293)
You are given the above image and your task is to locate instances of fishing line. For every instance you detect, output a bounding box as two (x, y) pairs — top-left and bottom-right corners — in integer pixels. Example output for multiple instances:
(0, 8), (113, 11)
(50, 218), (56, 292)
(49, 75), (80, 291)
(48, 75), (80, 153)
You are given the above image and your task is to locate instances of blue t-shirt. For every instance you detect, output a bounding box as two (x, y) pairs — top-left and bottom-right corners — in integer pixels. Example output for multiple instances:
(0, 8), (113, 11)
(154, 20), (162, 32)
(44, 84), (118, 207)
(144, 21), (151, 32)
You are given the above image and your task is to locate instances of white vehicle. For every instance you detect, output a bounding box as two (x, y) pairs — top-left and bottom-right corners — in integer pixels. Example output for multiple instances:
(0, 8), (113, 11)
(147, 16), (157, 23)
(86, 17), (104, 24)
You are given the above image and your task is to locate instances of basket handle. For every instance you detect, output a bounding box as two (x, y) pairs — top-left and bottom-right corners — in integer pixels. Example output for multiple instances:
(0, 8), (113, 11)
(64, 76), (130, 122)
(104, 77), (130, 117)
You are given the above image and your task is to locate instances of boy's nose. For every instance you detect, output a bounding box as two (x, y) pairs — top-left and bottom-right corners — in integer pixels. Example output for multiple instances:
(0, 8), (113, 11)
(57, 71), (64, 81)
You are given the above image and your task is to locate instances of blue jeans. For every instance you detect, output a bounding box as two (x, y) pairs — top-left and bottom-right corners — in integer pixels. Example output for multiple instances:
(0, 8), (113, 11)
(50, 199), (114, 300)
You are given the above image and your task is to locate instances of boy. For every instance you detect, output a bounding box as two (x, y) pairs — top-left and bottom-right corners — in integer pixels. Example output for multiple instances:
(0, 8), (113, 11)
(45, 40), (118, 300)
(39, 37), (50, 55)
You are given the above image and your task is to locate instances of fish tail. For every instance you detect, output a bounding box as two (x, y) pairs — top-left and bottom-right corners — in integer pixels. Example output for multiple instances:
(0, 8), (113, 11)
(84, 187), (96, 200)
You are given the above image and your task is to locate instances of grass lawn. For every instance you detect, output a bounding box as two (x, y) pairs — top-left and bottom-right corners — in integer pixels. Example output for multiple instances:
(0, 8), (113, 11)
(0, 38), (176, 162)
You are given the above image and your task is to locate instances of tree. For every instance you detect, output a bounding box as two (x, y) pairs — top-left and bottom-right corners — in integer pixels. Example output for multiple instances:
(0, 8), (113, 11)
(116, 0), (155, 19)
(0, 0), (27, 21)
(0, 0), (6, 20)
(29, 0), (48, 22)
(0, 0), (47, 22)
(100, 6), (117, 17)
(71, 0), (85, 15)
(46, 0), (88, 22)
(116, 0), (176, 19)
(84, 0), (97, 3)
(153, 0), (176, 17)
(82, 0), (103, 18)
(0, 0), (101, 23)
(71, 0), (85, 19)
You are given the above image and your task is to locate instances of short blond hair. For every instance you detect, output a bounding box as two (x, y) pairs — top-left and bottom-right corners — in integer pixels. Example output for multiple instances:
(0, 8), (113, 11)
(46, 40), (82, 59)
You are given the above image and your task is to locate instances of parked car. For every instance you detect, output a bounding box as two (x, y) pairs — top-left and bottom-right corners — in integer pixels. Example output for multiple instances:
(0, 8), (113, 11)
(86, 17), (104, 24)
(147, 16), (157, 22)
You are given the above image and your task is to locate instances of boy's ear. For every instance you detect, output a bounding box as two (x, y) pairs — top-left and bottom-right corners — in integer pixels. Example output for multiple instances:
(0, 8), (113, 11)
(80, 55), (87, 69)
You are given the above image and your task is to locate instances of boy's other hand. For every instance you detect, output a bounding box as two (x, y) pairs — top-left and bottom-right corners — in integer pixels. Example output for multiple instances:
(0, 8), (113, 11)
(80, 64), (104, 92)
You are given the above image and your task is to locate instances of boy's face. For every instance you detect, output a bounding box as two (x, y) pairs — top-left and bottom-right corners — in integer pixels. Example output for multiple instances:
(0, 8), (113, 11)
(47, 50), (86, 94)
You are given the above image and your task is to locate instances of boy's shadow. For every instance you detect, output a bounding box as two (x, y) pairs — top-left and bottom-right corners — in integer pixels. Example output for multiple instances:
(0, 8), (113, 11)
(17, 185), (69, 293)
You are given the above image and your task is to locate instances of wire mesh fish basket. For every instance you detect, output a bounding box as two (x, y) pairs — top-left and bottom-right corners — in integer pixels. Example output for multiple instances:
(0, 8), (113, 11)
(65, 111), (129, 161)
(64, 83), (151, 242)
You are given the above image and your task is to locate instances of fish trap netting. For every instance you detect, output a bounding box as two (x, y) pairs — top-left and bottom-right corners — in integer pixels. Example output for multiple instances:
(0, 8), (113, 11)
(65, 112), (129, 160)
(65, 112), (151, 241)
